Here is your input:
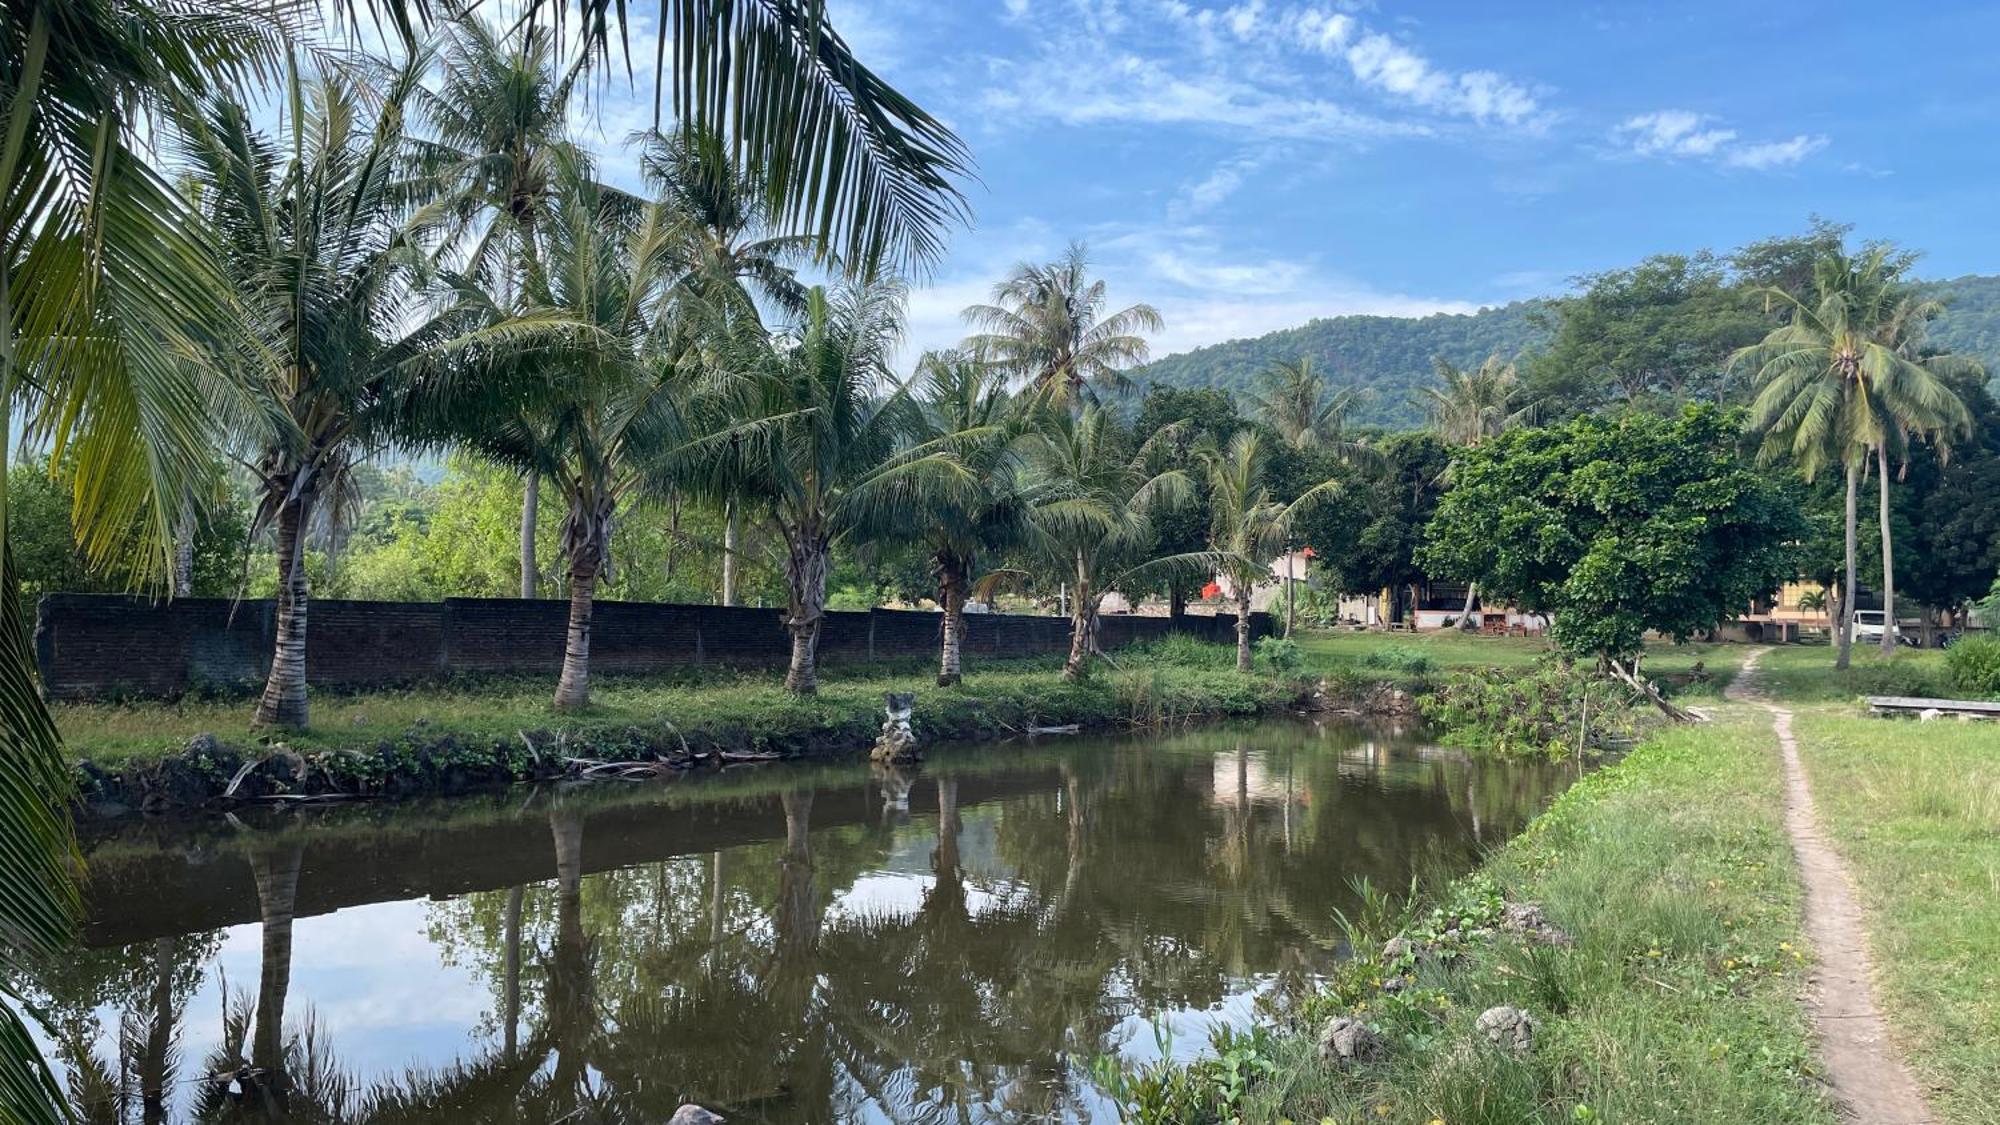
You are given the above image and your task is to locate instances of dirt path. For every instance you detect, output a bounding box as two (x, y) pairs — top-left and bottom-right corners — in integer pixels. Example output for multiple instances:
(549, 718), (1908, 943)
(1728, 648), (1932, 1124)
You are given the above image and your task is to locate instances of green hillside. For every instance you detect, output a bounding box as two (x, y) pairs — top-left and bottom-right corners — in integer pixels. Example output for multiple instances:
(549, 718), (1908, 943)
(1138, 274), (2000, 428)
(1135, 301), (1549, 428)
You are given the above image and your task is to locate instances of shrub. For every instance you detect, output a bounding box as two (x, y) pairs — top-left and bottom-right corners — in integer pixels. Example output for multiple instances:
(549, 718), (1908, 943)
(1255, 635), (1302, 676)
(1945, 634), (2000, 697)
(1421, 659), (1638, 760)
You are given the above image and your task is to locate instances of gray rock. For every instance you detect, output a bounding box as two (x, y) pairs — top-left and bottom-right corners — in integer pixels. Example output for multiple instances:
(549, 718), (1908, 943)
(669, 1106), (725, 1125)
(1499, 901), (1574, 947)
(1381, 936), (1413, 962)
(1317, 1015), (1385, 1066)
(1475, 1005), (1536, 1053)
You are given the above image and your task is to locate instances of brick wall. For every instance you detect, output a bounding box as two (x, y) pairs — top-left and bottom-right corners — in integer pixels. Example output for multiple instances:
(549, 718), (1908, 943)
(35, 593), (1271, 701)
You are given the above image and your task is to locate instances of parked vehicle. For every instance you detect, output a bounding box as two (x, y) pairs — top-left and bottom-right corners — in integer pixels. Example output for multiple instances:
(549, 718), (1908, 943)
(1851, 610), (1917, 646)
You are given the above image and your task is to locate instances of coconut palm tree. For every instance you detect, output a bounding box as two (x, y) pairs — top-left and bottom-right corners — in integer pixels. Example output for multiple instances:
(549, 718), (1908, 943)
(1733, 248), (1971, 666)
(1019, 405), (1208, 680)
(706, 282), (971, 693)
(901, 350), (1031, 685)
(1200, 430), (1340, 671)
(636, 125), (812, 607)
(409, 20), (584, 602)
(961, 243), (1162, 406)
(433, 156), (692, 710)
(1420, 354), (1528, 629)
(182, 63), (446, 730)
(1248, 357), (1370, 451)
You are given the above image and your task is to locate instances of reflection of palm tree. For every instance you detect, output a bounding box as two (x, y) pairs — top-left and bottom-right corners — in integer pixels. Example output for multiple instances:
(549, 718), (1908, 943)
(248, 842), (304, 1103)
(501, 886), (524, 1059)
(544, 805), (595, 1115)
(776, 790), (820, 962)
(137, 936), (178, 1125)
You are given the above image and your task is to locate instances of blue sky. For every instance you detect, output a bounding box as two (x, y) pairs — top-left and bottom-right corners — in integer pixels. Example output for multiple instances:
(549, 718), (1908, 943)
(567, 1), (2000, 363)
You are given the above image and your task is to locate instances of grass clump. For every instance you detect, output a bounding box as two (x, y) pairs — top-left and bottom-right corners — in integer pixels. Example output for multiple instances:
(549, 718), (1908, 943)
(1792, 711), (2000, 1123)
(1096, 711), (1832, 1124)
(1943, 633), (2000, 697)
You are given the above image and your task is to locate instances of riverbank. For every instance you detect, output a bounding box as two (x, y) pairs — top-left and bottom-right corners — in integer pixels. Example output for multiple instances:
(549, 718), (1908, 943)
(1104, 701), (1834, 1124)
(57, 641), (1321, 815)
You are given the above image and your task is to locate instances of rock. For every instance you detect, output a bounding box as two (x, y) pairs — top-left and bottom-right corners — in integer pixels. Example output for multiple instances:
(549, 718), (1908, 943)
(187, 732), (222, 758)
(669, 1106), (725, 1125)
(1499, 901), (1574, 947)
(1317, 1016), (1385, 1066)
(1379, 975), (1407, 994)
(1475, 1006), (1536, 1053)
(1381, 936), (1413, 962)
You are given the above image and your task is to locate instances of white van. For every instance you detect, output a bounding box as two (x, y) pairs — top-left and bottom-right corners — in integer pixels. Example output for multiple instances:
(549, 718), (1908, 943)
(1851, 610), (1912, 645)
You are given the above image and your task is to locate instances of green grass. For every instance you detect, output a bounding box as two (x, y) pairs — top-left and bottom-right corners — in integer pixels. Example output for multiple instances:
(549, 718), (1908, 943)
(1792, 710), (2000, 1123)
(1748, 643), (1952, 702)
(1294, 628), (1747, 697)
(54, 643), (1291, 767)
(1108, 706), (1831, 1124)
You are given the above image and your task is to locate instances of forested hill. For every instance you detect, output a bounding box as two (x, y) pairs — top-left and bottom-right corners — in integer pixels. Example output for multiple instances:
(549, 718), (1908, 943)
(1138, 273), (2000, 429)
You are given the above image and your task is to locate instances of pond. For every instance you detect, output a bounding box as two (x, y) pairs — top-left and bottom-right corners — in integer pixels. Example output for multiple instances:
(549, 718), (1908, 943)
(36, 716), (1577, 1123)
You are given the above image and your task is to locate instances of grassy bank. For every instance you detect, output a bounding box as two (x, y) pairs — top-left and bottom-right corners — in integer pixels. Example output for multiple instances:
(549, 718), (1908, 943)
(1791, 710), (2000, 1122)
(1296, 630), (1746, 697)
(55, 640), (1306, 811)
(1105, 707), (1831, 1124)
(1747, 643), (1953, 701)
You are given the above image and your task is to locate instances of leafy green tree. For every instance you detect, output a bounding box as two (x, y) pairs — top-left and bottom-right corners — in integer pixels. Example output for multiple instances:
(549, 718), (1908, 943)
(962, 243), (1162, 406)
(1297, 433), (1448, 624)
(1019, 405), (1201, 680)
(1198, 431), (1337, 670)
(1421, 406), (1801, 714)
(1522, 252), (1767, 416)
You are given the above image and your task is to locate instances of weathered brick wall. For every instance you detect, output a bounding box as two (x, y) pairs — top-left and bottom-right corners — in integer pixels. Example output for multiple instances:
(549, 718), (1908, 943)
(35, 593), (1271, 701)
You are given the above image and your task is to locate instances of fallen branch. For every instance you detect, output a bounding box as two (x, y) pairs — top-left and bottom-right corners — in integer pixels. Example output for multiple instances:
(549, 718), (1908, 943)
(1607, 658), (1697, 723)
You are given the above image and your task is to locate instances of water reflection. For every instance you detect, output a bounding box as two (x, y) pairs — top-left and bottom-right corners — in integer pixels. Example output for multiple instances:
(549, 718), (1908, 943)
(37, 718), (1572, 1123)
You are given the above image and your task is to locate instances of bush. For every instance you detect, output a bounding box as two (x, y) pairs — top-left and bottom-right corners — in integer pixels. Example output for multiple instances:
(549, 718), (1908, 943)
(1945, 634), (2000, 697)
(1421, 659), (1638, 760)
(1255, 635), (1302, 676)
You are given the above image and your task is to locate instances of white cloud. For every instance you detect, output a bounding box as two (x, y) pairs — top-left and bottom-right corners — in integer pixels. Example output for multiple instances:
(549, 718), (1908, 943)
(1723, 134), (1828, 170)
(1612, 109), (1827, 171)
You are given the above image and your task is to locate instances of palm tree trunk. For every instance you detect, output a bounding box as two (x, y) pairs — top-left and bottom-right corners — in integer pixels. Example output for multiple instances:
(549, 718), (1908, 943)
(1839, 459), (1858, 670)
(254, 497), (310, 729)
(140, 935), (175, 1125)
(1063, 552), (1093, 681)
(937, 550), (966, 686)
(721, 499), (738, 606)
(555, 555), (597, 710)
(1235, 588), (1253, 672)
(1878, 442), (1897, 656)
(172, 492), (195, 599)
(784, 529), (829, 694)
(1457, 582), (1479, 631)
(520, 471), (539, 599)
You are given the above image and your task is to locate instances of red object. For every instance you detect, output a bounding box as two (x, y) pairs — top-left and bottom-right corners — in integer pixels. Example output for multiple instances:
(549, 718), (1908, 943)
(1200, 581), (1221, 600)
(1301, 546), (1316, 558)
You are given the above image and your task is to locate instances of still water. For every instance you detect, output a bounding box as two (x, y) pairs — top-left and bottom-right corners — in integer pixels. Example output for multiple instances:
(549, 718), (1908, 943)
(39, 717), (1574, 1123)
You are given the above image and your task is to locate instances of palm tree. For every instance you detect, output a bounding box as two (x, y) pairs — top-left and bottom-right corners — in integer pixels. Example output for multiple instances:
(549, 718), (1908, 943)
(1420, 354), (1526, 630)
(1866, 291), (1979, 653)
(1248, 357), (1369, 451)
(961, 243), (1162, 405)
(410, 20), (584, 602)
(903, 350), (1030, 685)
(0, 1), (970, 1115)
(437, 157), (691, 710)
(708, 282), (970, 693)
(1734, 248), (1971, 667)
(638, 125), (812, 608)
(183, 64), (442, 730)
(1019, 405), (1206, 680)
(1200, 431), (1340, 670)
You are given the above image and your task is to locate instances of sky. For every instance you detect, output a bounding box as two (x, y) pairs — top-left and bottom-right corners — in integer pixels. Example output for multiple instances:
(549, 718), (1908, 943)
(566, 1), (2000, 366)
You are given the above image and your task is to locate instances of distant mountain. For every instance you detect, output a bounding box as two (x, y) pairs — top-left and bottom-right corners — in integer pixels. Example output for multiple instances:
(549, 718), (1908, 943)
(1137, 275), (2000, 428)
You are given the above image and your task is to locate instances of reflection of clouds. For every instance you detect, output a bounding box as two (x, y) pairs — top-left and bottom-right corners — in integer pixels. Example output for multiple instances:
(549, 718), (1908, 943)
(827, 870), (1032, 923)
